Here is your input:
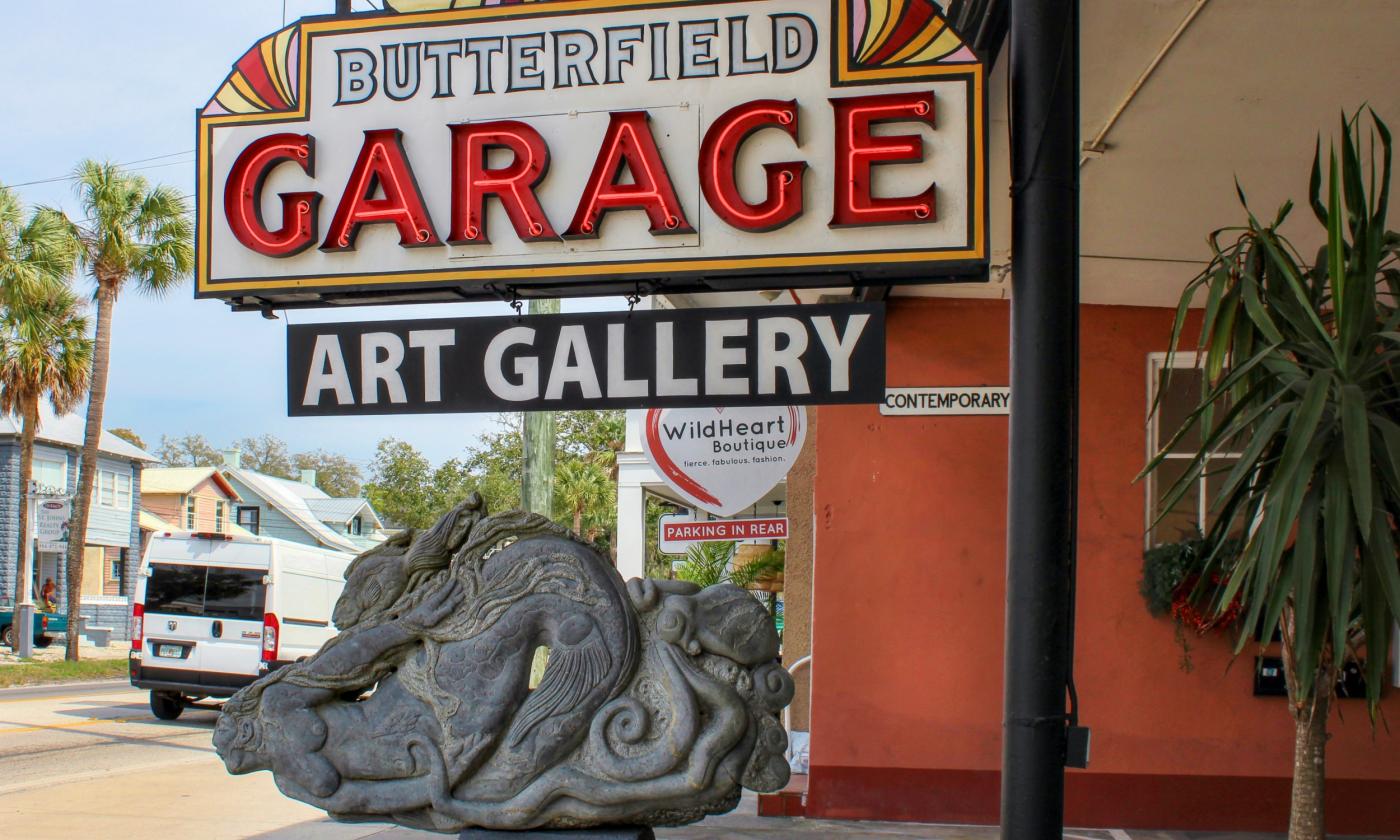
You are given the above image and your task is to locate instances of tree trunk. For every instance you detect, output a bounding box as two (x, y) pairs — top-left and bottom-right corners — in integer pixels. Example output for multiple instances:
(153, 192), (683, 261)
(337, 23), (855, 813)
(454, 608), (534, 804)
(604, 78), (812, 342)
(1289, 686), (1330, 840)
(13, 396), (37, 610)
(573, 505), (583, 537)
(64, 281), (116, 661)
(1280, 604), (1335, 840)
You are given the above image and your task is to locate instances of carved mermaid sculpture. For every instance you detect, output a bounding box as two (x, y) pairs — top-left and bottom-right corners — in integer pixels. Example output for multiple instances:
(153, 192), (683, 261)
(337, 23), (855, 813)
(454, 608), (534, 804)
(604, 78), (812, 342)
(214, 497), (793, 832)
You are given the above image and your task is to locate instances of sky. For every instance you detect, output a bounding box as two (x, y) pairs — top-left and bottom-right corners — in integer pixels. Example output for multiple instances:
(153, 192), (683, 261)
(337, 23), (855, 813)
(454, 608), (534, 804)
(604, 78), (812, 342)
(0, 0), (624, 471)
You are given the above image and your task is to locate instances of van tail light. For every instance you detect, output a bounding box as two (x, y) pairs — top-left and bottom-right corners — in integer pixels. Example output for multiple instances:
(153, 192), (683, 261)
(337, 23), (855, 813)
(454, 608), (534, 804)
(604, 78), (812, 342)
(131, 603), (144, 652)
(41, 615), (48, 631)
(261, 613), (279, 662)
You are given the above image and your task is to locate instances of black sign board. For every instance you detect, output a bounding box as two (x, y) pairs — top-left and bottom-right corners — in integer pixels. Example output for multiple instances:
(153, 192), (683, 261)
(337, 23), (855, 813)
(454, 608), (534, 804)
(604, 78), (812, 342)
(288, 303), (884, 415)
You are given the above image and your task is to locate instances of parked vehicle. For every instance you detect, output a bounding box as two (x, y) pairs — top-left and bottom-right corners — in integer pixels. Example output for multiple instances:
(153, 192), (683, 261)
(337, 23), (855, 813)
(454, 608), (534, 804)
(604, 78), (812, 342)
(130, 530), (353, 720)
(0, 606), (67, 649)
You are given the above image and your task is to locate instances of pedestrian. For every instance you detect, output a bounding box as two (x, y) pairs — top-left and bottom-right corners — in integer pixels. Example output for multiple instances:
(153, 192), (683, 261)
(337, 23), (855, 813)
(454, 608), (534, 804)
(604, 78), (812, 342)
(41, 577), (57, 612)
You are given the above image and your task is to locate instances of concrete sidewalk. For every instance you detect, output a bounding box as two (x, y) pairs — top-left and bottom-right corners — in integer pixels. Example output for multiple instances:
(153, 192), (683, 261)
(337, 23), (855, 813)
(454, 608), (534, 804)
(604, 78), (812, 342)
(249, 795), (1348, 840)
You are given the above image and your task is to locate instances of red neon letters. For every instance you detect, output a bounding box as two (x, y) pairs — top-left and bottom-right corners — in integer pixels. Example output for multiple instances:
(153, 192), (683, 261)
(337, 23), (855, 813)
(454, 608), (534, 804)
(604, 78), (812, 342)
(698, 99), (806, 232)
(564, 111), (694, 238)
(323, 129), (440, 251)
(225, 92), (943, 254)
(830, 91), (937, 227)
(223, 133), (320, 257)
(449, 121), (557, 244)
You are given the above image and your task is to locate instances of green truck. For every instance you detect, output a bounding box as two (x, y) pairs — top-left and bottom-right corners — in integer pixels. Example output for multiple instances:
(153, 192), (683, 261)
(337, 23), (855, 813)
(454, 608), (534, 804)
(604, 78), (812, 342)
(0, 606), (68, 648)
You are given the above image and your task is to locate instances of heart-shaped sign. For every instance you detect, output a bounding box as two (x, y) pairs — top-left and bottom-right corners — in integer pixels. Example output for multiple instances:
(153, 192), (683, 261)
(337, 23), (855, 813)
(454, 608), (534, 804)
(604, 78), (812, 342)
(642, 405), (805, 517)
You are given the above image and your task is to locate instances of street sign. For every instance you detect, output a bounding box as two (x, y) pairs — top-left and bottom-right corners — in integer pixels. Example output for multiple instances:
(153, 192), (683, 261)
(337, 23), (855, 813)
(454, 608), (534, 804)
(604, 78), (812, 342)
(289, 302), (883, 414)
(659, 513), (788, 554)
(642, 405), (804, 516)
(197, 0), (987, 308)
(881, 386), (1010, 415)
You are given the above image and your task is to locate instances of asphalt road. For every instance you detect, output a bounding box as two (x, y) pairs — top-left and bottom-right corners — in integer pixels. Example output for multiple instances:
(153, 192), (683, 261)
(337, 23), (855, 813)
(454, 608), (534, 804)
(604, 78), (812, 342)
(0, 680), (216, 795)
(0, 680), (327, 838)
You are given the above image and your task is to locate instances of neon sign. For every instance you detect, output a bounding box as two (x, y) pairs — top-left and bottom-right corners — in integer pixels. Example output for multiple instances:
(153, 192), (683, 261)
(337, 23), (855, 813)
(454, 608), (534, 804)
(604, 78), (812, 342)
(198, 0), (987, 307)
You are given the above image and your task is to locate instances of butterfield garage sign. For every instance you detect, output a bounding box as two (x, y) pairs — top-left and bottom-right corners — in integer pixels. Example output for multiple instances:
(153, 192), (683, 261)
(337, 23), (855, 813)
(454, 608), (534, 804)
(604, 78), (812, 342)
(198, 0), (987, 307)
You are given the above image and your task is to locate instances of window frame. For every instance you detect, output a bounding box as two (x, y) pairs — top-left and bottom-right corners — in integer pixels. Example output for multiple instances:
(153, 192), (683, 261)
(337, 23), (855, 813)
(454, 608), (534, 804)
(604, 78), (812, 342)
(236, 505), (260, 535)
(95, 468), (132, 510)
(32, 453), (67, 494)
(185, 495), (197, 529)
(215, 500), (227, 533)
(1145, 352), (1246, 548)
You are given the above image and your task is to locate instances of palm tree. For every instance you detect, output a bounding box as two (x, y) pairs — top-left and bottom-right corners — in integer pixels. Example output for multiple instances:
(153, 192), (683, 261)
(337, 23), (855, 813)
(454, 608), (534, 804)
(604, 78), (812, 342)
(0, 186), (79, 641)
(1142, 111), (1399, 839)
(555, 457), (614, 538)
(1, 184), (76, 306)
(61, 162), (192, 660)
(0, 286), (92, 641)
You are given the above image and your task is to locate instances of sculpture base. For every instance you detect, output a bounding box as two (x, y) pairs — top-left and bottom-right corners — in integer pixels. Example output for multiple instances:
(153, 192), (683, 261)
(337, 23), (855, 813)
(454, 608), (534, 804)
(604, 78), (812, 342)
(459, 829), (655, 839)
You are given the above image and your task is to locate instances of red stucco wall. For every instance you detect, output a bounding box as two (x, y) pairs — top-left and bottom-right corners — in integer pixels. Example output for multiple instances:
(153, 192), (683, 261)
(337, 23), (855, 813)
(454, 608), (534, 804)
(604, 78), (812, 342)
(805, 297), (1400, 832)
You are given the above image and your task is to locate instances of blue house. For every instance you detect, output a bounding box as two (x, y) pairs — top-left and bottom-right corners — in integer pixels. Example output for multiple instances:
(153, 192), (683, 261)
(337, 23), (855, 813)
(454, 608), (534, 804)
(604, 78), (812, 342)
(0, 406), (154, 639)
(218, 449), (384, 555)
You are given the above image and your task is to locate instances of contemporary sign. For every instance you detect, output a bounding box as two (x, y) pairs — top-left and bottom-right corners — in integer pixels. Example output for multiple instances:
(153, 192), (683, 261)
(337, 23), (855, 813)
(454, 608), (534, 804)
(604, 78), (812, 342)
(881, 386), (1009, 415)
(36, 498), (71, 553)
(198, 0), (987, 307)
(289, 302), (882, 414)
(659, 513), (789, 554)
(643, 405), (804, 516)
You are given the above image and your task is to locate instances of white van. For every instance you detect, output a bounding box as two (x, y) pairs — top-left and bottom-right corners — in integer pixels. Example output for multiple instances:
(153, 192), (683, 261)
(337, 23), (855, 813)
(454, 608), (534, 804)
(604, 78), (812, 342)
(130, 531), (353, 720)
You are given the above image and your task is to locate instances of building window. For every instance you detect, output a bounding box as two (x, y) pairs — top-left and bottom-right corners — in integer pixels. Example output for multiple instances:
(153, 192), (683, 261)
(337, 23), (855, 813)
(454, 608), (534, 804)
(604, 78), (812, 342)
(236, 506), (260, 535)
(215, 501), (227, 533)
(351, 516), (363, 536)
(97, 469), (132, 510)
(1147, 354), (1245, 546)
(33, 455), (67, 494)
(186, 496), (197, 529)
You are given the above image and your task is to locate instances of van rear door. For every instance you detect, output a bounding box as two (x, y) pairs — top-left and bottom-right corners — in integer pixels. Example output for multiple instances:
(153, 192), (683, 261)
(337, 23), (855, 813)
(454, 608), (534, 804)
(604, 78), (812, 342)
(198, 565), (267, 677)
(143, 562), (214, 673)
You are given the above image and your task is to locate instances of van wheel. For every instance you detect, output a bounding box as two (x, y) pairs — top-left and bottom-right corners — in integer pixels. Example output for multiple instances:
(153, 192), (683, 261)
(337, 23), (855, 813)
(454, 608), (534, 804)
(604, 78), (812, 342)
(0, 625), (13, 648)
(33, 635), (53, 648)
(150, 691), (184, 721)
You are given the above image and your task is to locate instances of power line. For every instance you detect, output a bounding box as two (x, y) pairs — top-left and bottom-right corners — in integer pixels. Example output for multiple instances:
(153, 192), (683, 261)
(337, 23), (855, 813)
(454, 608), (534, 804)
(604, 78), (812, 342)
(6, 151), (196, 189)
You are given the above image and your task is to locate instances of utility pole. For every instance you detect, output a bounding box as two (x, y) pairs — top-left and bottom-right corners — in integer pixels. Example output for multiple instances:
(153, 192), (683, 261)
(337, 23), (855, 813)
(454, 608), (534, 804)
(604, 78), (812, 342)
(1002, 0), (1080, 837)
(335, 0), (352, 16)
(522, 299), (560, 517)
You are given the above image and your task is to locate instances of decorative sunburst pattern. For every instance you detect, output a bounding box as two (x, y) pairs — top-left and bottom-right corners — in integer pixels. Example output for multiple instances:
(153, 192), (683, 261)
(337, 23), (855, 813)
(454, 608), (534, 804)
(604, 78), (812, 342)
(850, 0), (977, 69)
(384, 0), (536, 11)
(205, 25), (301, 116)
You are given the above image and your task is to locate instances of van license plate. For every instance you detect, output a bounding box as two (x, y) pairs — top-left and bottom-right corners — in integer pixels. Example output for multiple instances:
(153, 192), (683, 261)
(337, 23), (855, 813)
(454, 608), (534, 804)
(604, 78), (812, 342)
(156, 644), (185, 659)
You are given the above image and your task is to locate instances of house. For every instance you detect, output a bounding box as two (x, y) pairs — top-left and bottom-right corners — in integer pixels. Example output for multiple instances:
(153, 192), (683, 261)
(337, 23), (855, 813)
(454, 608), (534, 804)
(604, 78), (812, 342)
(137, 466), (254, 555)
(303, 497), (384, 551)
(140, 466), (243, 534)
(0, 405), (154, 638)
(217, 450), (384, 554)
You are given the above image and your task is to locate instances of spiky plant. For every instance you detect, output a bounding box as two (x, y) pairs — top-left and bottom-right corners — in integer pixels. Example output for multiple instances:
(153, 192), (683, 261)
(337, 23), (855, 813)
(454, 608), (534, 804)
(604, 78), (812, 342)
(1143, 111), (1399, 840)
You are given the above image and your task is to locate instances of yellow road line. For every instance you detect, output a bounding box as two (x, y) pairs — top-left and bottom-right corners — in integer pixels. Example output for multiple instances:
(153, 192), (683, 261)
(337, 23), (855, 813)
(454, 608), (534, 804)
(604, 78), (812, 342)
(0, 686), (135, 705)
(0, 715), (149, 735)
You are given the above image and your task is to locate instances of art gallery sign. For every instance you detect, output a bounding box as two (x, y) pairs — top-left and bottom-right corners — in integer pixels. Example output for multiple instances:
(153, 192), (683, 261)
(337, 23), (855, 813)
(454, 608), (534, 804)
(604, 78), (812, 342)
(197, 0), (987, 308)
(289, 302), (882, 413)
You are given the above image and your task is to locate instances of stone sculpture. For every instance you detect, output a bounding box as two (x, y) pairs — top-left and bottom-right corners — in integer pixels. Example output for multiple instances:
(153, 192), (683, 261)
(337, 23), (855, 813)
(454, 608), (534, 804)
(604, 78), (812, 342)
(214, 495), (793, 833)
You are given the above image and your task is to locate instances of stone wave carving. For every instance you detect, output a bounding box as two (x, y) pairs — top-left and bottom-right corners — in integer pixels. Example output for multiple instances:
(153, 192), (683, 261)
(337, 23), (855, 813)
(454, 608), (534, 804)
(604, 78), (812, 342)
(213, 495), (791, 832)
